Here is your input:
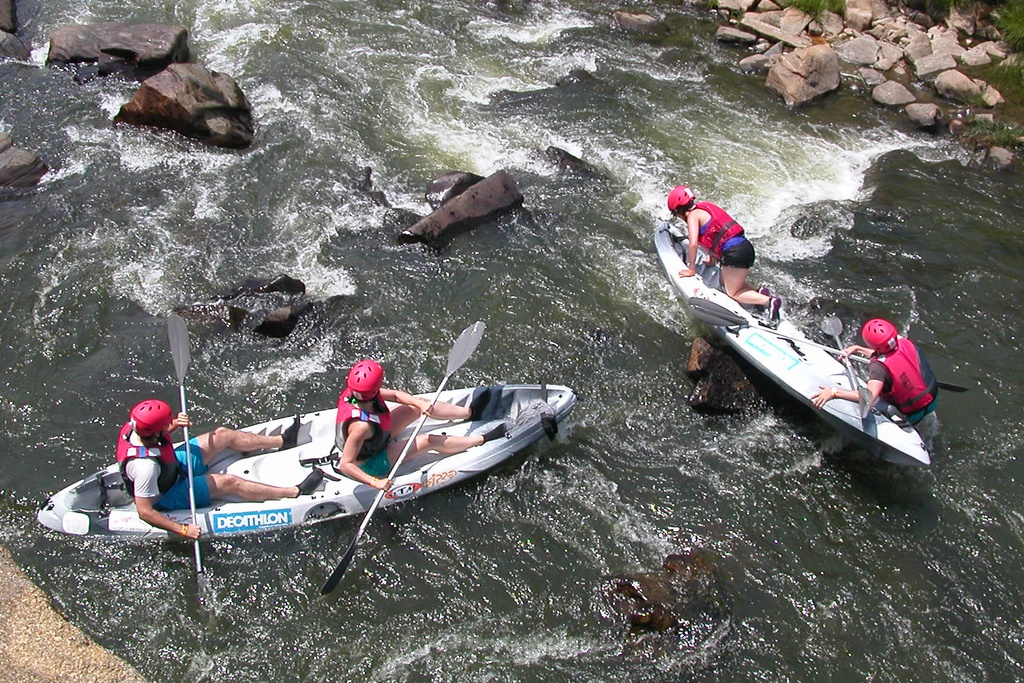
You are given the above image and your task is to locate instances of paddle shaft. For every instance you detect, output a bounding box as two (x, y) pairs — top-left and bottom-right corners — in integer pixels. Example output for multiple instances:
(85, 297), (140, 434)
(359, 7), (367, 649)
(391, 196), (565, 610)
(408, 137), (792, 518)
(319, 321), (485, 595)
(687, 298), (970, 392)
(319, 377), (451, 594)
(168, 315), (203, 574)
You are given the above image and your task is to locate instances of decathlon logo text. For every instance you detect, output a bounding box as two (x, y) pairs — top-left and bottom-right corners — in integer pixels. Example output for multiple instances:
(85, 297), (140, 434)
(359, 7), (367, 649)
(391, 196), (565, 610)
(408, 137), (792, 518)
(212, 509), (293, 533)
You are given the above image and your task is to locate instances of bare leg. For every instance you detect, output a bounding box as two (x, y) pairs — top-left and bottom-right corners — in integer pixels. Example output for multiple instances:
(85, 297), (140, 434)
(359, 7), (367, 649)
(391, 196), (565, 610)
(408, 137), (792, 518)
(195, 426), (284, 463)
(206, 473), (297, 500)
(721, 266), (769, 306)
(388, 402), (473, 435)
(388, 433), (484, 464)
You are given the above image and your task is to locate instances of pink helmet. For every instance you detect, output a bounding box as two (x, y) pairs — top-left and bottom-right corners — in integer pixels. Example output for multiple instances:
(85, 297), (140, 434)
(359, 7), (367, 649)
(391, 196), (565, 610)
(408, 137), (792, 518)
(130, 399), (173, 437)
(861, 318), (898, 353)
(667, 185), (696, 213)
(347, 359), (385, 397)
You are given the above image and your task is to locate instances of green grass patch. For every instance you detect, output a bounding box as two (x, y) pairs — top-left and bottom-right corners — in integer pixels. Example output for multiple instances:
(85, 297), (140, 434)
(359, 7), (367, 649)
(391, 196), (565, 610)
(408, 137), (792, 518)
(996, 0), (1024, 53)
(963, 119), (1024, 152)
(786, 0), (844, 16)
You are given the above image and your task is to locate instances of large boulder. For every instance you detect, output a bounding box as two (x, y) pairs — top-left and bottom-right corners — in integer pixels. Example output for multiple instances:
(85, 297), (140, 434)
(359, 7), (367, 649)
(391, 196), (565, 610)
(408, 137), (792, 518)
(46, 23), (189, 80)
(765, 44), (841, 106)
(0, 133), (48, 188)
(114, 63), (255, 148)
(399, 170), (523, 243)
(685, 337), (764, 413)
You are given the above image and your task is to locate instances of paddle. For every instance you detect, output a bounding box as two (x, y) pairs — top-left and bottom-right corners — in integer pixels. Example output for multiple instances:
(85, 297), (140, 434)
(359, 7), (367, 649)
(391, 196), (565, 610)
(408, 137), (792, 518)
(686, 298), (971, 394)
(319, 321), (486, 595)
(167, 314), (203, 575)
(821, 316), (874, 418)
(688, 299), (966, 395)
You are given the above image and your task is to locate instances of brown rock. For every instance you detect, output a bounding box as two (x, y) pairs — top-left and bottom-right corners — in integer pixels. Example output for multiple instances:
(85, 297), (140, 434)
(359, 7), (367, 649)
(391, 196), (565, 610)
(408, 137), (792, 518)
(765, 43), (841, 106)
(114, 63), (254, 148)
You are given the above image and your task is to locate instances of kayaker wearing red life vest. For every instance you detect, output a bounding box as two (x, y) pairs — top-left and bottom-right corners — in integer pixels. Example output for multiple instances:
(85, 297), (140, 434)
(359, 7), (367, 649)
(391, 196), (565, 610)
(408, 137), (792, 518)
(812, 318), (939, 424)
(334, 359), (506, 491)
(117, 399), (324, 540)
(668, 185), (781, 322)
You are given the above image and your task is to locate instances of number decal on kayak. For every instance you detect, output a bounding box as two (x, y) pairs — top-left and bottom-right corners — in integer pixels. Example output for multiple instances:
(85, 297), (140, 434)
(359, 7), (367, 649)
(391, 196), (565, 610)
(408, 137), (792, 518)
(425, 470), (457, 488)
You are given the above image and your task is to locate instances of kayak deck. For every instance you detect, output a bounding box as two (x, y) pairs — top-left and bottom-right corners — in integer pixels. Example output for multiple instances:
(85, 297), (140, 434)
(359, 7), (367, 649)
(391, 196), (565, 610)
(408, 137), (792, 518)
(653, 221), (931, 466)
(38, 384), (577, 537)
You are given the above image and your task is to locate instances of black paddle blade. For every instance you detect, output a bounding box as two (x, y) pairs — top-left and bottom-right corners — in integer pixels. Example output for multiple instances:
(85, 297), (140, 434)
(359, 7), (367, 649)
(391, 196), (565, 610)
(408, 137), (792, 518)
(686, 298), (747, 328)
(937, 381), (969, 393)
(320, 537), (360, 595)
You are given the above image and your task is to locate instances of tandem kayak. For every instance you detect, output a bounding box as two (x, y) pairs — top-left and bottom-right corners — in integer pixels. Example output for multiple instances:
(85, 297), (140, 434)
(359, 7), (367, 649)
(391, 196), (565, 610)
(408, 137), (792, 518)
(38, 383), (577, 538)
(654, 221), (930, 466)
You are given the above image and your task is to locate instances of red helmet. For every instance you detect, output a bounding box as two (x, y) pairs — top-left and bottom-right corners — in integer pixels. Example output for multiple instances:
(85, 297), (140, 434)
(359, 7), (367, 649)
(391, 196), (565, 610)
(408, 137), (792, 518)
(667, 185), (696, 213)
(130, 399), (173, 437)
(347, 359), (385, 397)
(861, 318), (898, 353)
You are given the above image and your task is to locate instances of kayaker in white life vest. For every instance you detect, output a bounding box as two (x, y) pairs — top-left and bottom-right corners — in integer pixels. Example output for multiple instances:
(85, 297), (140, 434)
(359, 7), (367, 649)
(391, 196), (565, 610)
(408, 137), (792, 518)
(334, 359), (505, 491)
(668, 184), (781, 322)
(118, 399), (324, 540)
(811, 318), (939, 424)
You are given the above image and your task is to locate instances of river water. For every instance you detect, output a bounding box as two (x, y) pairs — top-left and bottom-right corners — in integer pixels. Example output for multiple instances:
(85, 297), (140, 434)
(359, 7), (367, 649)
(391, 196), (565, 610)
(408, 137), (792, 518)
(3, 0), (1024, 681)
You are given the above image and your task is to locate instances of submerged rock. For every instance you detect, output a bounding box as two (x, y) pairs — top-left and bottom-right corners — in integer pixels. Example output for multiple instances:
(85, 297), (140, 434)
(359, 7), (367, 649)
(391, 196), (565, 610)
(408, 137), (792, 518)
(602, 550), (732, 663)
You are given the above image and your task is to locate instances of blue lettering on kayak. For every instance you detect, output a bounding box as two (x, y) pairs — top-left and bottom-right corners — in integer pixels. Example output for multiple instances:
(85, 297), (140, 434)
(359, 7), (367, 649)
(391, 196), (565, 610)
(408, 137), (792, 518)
(744, 331), (801, 370)
(211, 509), (293, 533)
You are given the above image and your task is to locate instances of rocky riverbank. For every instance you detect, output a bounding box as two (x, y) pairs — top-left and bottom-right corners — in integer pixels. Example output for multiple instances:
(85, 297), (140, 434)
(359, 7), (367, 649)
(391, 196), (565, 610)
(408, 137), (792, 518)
(0, 546), (145, 683)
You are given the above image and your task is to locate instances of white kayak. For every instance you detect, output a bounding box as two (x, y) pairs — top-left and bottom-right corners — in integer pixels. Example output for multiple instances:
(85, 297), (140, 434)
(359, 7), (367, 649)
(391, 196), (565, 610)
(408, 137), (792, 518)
(38, 383), (577, 538)
(654, 221), (931, 466)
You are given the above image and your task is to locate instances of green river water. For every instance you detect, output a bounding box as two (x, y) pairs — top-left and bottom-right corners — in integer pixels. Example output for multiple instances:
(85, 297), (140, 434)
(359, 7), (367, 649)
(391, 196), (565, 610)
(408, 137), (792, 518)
(2, 0), (1024, 680)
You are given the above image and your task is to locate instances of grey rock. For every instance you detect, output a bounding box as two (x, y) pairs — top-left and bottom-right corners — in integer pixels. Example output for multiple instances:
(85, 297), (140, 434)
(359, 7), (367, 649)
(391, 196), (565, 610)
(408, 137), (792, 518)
(716, 26), (758, 45)
(0, 133), (48, 188)
(904, 102), (943, 129)
(1, 29), (29, 60)
(933, 69), (981, 103)
(399, 170), (523, 244)
(872, 80), (916, 106)
(835, 34), (879, 66)
(47, 23), (189, 70)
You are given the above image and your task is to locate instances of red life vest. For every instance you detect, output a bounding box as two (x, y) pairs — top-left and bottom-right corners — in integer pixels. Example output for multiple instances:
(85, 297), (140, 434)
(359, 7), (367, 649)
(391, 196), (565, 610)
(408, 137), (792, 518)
(335, 388), (392, 460)
(115, 422), (180, 497)
(875, 337), (937, 414)
(695, 202), (745, 259)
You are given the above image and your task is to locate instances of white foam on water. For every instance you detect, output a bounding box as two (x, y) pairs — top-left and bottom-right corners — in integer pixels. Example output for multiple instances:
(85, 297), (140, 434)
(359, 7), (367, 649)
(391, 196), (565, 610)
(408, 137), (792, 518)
(466, 8), (593, 45)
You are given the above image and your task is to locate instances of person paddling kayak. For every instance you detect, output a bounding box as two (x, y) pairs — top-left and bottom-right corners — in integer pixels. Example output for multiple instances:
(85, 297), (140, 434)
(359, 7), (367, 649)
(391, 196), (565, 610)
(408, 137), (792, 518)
(118, 399), (324, 540)
(334, 359), (506, 491)
(811, 318), (939, 424)
(668, 184), (781, 322)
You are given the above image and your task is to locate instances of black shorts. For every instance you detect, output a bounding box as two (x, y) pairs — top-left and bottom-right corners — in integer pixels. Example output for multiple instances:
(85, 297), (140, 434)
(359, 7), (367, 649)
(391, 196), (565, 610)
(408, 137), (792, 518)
(719, 239), (755, 268)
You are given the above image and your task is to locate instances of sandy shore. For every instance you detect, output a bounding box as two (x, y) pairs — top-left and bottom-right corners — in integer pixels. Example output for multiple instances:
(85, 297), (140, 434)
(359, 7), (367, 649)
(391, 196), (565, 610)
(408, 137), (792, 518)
(0, 545), (146, 683)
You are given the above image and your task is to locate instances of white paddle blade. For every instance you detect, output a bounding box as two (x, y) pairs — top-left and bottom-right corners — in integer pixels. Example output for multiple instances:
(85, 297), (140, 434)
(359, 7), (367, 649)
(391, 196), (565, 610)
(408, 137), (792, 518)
(167, 314), (191, 384)
(446, 321), (485, 376)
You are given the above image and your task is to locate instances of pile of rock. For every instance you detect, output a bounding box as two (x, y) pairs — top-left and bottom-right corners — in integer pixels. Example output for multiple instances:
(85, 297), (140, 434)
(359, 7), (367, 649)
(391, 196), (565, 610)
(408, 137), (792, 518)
(715, 0), (1017, 169)
(613, 1), (1020, 171)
